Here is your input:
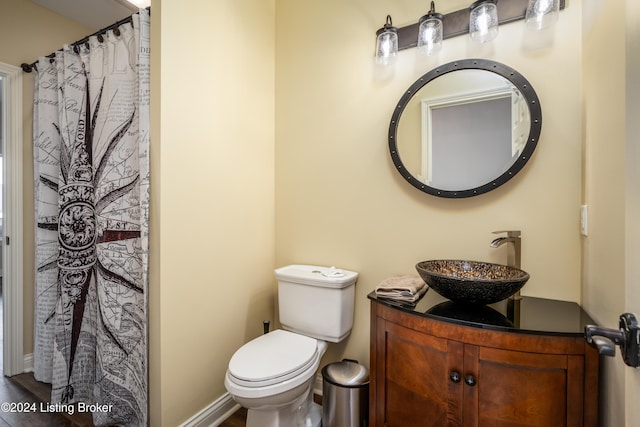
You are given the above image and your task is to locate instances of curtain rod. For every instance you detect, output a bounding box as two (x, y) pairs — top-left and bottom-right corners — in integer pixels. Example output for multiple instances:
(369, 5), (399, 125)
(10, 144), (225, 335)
(21, 6), (150, 73)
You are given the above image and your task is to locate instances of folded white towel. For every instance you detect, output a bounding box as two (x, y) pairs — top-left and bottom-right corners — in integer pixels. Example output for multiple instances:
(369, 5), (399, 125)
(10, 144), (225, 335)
(375, 275), (427, 303)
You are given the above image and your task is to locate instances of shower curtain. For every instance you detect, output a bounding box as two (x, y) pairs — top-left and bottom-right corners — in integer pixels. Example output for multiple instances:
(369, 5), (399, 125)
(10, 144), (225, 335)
(32, 9), (150, 426)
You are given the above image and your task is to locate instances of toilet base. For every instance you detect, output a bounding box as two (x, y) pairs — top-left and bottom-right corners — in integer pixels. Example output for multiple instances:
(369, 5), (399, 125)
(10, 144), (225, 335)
(246, 402), (321, 427)
(244, 386), (321, 427)
(302, 401), (322, 427)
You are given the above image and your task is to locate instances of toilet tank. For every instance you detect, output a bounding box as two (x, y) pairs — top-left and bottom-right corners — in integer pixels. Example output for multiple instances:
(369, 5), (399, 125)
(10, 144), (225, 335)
(275, 264), (358, 343)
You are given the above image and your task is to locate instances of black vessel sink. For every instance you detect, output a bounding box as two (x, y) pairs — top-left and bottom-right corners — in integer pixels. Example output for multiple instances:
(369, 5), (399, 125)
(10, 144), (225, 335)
(416, 260), (529, 305)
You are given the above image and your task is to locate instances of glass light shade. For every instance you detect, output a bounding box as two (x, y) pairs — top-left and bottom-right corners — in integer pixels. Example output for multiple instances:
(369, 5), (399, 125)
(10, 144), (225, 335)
(469, 0), (499, 43)
(375, 16), (398, 65)
(525, 0), (559, 30)
(417, 14), (443, 56)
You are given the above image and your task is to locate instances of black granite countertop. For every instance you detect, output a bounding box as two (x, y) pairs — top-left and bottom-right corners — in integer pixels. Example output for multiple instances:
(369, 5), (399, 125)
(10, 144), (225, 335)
(368, 288), (596, 337)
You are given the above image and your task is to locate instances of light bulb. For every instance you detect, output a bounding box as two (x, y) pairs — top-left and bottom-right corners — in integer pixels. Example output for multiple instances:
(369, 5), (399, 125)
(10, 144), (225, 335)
(417, 2), (443, 56)
(375, 15), (398, 65)
(469, 0), (498, 44)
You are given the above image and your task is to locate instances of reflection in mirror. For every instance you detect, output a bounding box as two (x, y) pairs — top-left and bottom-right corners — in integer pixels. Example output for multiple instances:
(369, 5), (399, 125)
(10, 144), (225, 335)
(397, 70), (530, 190)
(389, 59), (541, 198)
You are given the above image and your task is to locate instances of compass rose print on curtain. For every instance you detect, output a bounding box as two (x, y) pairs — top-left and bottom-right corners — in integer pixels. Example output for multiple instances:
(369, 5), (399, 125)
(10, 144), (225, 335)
(33, 9), (150, 426)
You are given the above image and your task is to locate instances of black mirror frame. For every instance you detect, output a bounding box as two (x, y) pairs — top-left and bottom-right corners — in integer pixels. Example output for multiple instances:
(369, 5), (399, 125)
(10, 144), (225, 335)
(389, 59), (542, 198)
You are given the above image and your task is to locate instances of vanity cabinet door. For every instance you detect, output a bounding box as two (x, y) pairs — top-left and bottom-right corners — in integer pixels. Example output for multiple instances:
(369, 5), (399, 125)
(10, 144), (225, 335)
(470, 346), (584, 427)
(372, 317), (464, 427)
(370, 300), (598, 427)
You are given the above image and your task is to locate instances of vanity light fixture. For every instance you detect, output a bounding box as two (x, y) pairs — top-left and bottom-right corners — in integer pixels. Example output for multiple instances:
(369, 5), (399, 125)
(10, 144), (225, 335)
(417, 2), (444, 56)
(469, 0), (499, 43)
(524, 0), (560, 30)
(374, 0), (565, 63)
(375, 15), (399, 65)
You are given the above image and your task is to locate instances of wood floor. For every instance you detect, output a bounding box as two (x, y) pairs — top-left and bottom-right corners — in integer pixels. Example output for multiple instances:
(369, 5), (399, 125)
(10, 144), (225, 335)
(0, 373), (94, 426)
(219, 406), (248, 427)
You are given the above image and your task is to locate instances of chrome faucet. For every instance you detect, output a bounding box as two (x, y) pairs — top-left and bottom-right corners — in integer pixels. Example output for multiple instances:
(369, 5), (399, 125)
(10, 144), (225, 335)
(490, 230), (522, 300)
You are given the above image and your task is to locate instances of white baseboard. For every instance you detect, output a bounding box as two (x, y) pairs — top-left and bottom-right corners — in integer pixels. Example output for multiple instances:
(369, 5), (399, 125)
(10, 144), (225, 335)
(178, 392), (239, 427)
(23, 353), (34, 373)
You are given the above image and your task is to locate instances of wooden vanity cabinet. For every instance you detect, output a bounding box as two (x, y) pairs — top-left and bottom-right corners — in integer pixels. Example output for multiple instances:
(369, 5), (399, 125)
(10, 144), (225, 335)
(370, 300), (599, 427)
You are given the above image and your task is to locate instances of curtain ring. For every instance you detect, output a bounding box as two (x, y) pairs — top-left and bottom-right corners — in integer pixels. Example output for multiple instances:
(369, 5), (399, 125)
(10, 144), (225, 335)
(98, 34), (104, 43)
(113, 28), (121, 37)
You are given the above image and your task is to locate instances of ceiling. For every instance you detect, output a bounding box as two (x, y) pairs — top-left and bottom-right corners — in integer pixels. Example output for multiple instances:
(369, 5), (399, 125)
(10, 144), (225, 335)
(31, 0), (139, 31)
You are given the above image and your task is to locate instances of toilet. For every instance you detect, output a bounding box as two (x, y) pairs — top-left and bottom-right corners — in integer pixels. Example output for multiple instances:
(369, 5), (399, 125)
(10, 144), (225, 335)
(224, 264), (358, 427)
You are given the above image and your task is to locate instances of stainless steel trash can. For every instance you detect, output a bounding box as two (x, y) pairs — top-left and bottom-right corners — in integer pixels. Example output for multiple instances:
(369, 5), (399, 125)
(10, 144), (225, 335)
(322, 359), (369, 427)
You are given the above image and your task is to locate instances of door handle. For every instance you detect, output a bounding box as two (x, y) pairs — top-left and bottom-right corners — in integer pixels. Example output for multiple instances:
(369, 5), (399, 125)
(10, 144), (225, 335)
(585, 313), (640, 368)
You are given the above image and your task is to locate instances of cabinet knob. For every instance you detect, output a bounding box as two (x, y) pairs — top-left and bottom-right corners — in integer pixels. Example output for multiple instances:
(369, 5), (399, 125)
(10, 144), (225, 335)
(464, 374), (477, 386)
(449, 371), (461, 383)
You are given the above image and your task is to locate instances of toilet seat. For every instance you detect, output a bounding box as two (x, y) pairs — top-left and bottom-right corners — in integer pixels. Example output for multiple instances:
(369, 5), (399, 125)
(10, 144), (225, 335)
(228, 330), (319, 388)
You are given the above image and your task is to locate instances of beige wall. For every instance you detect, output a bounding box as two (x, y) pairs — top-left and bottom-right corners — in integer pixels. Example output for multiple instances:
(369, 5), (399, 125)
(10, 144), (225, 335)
(582, 1), (640, 426)
(582, 2), (625, 425)
(0, 0), (91, 356)
(153, 0), (275, 425)
(275, 0), (583, 367)
(624, 2), (640, 423)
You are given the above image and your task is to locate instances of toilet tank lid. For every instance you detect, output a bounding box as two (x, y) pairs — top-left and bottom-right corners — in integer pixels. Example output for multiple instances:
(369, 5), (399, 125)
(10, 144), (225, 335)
(275, 264), (358, 289)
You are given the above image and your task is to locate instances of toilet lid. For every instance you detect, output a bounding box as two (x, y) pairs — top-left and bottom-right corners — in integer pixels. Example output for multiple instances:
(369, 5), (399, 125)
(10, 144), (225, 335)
(228, 330), (318, 386)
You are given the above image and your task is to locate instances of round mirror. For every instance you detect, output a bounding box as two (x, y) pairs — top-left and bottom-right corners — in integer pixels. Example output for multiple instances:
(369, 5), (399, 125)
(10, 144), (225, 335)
(389, 59), (542, 198)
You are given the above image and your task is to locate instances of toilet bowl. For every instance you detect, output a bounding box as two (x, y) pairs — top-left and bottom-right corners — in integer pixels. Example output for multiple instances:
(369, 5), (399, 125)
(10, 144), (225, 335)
(224, 330), (328, 427)
(224, 264), (358, 427)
